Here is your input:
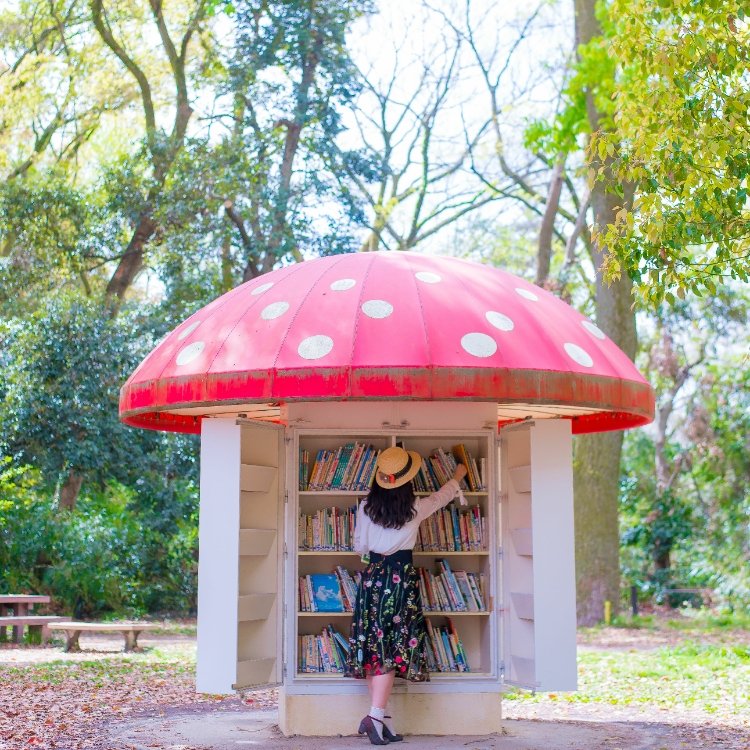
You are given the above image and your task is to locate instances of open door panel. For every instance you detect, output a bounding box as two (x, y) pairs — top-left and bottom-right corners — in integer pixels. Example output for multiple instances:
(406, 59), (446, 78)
(500, 421), (577, 692)
(196, 418), (284, 694)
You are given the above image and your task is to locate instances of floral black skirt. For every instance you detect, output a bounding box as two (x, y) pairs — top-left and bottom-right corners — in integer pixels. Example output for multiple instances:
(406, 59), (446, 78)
(345, 557), (430, 682)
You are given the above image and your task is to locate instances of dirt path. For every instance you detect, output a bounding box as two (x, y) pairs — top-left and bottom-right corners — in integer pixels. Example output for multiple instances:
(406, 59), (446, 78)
(1, 626), (748, 750)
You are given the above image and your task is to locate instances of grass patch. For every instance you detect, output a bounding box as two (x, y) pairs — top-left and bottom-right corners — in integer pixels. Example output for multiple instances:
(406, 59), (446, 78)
(505, 642), (750, 716)
(582, 609), (750, 636)
(664, 609), (750, 632)
(0, 643), (196, 686)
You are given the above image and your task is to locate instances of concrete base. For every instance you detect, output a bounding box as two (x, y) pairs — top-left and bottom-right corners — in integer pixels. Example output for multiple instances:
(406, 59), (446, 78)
(278, 689), (502, 736)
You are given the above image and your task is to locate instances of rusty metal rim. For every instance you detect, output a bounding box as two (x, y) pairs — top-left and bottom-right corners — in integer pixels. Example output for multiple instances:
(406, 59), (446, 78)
(119, 365), (654, 435)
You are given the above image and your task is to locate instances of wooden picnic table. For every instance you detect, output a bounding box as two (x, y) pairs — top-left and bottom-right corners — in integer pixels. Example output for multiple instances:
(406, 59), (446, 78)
(0, 595), (51, 643)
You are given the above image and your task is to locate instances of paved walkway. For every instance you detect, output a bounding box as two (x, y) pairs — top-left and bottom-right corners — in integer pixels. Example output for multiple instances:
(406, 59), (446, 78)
(104, 704), (693, 750)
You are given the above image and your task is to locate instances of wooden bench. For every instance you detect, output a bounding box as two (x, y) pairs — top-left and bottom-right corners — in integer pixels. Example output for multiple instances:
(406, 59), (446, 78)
(663, 588), (714, 608)
(49, 622), (159, 652)
(0, 616), (67, 644)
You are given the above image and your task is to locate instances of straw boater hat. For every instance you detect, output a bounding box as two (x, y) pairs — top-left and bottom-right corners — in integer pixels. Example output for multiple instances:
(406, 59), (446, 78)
(375, 446), (422, 489)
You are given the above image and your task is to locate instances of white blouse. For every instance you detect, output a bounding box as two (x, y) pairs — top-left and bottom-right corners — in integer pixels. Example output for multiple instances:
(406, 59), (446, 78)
(353, 479), (461, 556)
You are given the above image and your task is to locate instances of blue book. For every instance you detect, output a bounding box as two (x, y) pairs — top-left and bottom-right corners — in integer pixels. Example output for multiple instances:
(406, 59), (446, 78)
(310, 574), (344, 612)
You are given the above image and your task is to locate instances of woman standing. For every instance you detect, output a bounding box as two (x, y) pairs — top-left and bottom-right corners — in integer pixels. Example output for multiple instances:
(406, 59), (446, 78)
(346, 446), (467, 745)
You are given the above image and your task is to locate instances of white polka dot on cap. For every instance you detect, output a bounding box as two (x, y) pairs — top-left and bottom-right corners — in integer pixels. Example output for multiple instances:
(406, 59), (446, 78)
(251, 282), (274, 295)
(485, 311), (514, 332)
(461, 332), (497, 358)
(175, 341), (205, 366)
(582, 320), (606, 339)
(415, 271), (441, 284)
(330, 278), (356, 291)
(515, 287), (539, 301)
(361, 300), (393, 319)
(564, 342), (594, 368)
(177, 320), (201, 340)
(261, 301), (290, 320)
(298, 335), (334, 360)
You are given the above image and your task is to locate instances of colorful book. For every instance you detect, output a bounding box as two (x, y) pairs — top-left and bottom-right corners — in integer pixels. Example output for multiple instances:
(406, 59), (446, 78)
(310, 573), (344, 612)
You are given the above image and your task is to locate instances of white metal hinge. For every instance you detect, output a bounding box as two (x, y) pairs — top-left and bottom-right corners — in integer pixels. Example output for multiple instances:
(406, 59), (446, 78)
(499, 661), (505, 679)
(283, 662), (287, 678)
(497, 547), (503, 559)
(283, 542), (288, 558)
(283, 602), (287, 618)
(284, 490), (289, 504)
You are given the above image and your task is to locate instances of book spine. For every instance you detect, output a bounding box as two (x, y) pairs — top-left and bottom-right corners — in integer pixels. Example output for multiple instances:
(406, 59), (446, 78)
(455, 571), (478, 611)
(311, 449), (329, 491)
(348, 443), (365, 489)
(467, 573), (485, 610)
(448, 618), (470, 672)
(340, 442), (361, 490)
(353, 447), (368, 491)
(332, 444), (352, 489)
(425, 618), (445, 670)
(440, 559), (466, 611)
(435, 573), (452, 611)
(306, 575), (316, 612)
(450, 505), (461, 551)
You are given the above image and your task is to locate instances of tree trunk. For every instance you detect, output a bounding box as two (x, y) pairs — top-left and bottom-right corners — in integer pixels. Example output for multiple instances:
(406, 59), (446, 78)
(573, 0), (638, 625)
(104, 212), (157, 308)
(59, 471), (83, 511)
(573, 430), (625, 623)
(536, 158), (565, 285)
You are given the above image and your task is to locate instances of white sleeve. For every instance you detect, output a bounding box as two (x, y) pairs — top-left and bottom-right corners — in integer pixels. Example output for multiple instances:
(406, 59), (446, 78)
(353, 502), (367, 555)
(415, 479), (460, 521)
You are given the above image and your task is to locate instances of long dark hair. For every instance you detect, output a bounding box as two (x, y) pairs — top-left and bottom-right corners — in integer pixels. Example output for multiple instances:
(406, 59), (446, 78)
(364, 482), (417, 529)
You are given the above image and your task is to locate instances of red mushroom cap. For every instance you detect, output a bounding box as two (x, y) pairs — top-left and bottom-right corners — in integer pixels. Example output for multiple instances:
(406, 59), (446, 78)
(119, 252), (654, 434)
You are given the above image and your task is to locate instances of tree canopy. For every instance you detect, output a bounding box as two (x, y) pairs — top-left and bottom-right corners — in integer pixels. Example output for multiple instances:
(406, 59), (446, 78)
(594, 0), (750, 304)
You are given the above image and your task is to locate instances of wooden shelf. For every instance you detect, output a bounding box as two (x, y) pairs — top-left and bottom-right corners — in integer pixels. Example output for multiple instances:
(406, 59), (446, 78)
(239, 529), (276, 556)
(299, 490), (365, 496)
(414, 550), (489, 556)
(294, 670), (495, 678)
(298, 550), (358, 556)
(235, 657), (276, 689)
(297, 610), (490, 617)
(240, 464), (277, 493)
(239, 594), (275, 622)
(298, 611), (353, 617)
(414, 491), (488, 496)
(298, 550), (488, 556)
(508, 465), (531, 494)
(510, 528), (533, 557)
(299, 491), (488, 497)
(510, 592), (535, 621)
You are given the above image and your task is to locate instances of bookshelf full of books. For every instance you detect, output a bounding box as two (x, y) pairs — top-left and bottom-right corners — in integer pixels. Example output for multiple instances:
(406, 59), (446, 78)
(292, 428), (495, 681)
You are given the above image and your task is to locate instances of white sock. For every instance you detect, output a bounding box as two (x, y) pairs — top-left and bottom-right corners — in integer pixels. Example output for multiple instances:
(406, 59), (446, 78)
(384, 712), (398, 736)
(369, 706), (385, 739)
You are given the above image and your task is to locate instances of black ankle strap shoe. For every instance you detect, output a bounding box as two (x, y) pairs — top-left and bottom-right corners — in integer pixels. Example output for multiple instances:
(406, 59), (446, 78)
(383, 716), (403, 742)
(358, 715), (390, 745)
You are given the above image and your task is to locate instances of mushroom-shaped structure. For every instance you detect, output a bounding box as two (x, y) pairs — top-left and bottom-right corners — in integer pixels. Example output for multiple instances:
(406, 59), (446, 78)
(119, 252), (654, 433)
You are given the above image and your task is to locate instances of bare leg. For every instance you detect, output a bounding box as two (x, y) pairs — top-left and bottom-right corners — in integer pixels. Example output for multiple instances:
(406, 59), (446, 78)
(369, 670), (395, 709)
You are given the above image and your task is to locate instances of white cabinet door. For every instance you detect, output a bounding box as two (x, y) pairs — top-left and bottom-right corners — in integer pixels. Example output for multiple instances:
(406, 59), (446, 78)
(500, 420), (577, 691)
(197, 418), (284, 694)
